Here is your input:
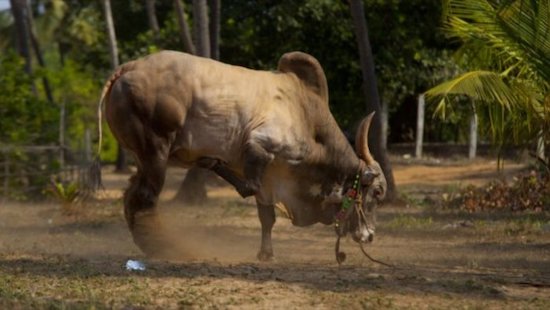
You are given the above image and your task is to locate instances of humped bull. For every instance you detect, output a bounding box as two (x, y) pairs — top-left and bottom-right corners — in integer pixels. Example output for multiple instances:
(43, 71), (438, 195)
(98, 50), (387, 261)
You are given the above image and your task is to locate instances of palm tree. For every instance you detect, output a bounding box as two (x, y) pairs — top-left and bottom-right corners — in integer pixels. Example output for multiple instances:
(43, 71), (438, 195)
(426, 0), (549, 162)
(9, 0), (32, 77)
(102, 0), (128, 172)
(173, 0), (195, 54)
(25, 0), (53, 103)
(193, 0), (210, 57)
(145, 0), (160, 41)
(208, 0), (220, 60)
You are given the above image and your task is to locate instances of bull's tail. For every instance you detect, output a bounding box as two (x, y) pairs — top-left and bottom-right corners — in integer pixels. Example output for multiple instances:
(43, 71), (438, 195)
(89, 65), (129, 191)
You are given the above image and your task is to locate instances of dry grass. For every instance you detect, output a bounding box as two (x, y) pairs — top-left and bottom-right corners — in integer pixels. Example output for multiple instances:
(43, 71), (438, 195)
(0, 159), (549, 309)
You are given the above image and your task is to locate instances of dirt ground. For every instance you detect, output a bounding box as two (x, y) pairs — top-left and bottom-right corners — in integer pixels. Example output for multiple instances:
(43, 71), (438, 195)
(1, 157), (549, 309)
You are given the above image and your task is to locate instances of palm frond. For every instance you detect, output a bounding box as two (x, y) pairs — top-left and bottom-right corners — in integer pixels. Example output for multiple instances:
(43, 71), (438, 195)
(426, 70), (518, 109)
(430, 0), (548, 148)
(443, 0), (549, 86)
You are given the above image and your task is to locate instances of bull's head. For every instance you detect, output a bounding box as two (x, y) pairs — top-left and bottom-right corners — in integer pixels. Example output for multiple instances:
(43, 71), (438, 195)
(278, 51), (386, 245)
(331, 112), (387, 244)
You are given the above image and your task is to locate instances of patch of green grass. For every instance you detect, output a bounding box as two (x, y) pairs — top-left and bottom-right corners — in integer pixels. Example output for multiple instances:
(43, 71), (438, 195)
(472, 217), (546, 237)
(0, 271), (161, 309)
(221, 200), (251, 217)
(385, 214), (434, 230)
(500, 218), (546, 237)
(399, 192), (435, 208)
(357, 295), (396, 309)
(176, 286), (216, 308)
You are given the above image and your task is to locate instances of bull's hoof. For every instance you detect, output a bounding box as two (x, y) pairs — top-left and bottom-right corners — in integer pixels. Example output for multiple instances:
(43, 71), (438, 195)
(237, 187), (257, 198)
(257, 250), (274, 262)
(131, 211), (179, 259)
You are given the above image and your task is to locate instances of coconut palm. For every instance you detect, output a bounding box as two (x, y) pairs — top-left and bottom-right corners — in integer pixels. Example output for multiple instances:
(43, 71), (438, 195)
(426, 0), (549, 158)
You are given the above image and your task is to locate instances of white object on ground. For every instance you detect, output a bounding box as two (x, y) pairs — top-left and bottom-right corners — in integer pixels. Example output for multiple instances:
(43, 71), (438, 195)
(125, 260), (146, 271)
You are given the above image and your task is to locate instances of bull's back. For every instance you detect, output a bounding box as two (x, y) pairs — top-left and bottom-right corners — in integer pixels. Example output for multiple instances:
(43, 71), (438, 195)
(106, 51), (307, 169)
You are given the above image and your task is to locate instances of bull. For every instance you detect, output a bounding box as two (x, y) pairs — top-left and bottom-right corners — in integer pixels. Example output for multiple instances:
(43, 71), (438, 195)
(98, 50), (387, 261)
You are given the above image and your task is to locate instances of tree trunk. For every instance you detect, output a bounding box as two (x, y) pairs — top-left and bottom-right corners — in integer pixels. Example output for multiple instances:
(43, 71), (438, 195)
(145, 0), (160, 42)
(380, 99), (388, 149)
(174, 166), (208, 204)
(415, 94), (425, 158)
(10, 0), (35, 93)
(537, 131), (546, 161)
(102, 0), (119, 68)
(468, 103), (478, 159)
(193, 0), (210, 57)
(208, 0), (220, 60)
(173, 0), (196, 54)
(102, 0), (128, 172)
(349, 0), (397, 202)
(25, 0), (53, 103)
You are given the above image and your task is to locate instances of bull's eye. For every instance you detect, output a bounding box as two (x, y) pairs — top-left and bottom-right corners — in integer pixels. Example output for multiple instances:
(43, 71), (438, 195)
(361, 170), (379, 187)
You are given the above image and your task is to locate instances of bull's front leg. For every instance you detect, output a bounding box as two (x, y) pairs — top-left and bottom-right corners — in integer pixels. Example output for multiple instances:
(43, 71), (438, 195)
(196, 157), (254, 198)
(256, 201), (276, 261)
(242, 140), (274, 196)
(197, 140), (273, 198)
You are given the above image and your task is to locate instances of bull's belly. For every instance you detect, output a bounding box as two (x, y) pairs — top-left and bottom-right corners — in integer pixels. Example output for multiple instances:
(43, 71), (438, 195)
(169, 128), (243, 170)
(261, 163), (334, 227)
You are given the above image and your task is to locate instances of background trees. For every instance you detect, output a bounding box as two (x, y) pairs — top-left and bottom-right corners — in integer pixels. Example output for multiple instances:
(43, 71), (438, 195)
(1, 0), (545, 199)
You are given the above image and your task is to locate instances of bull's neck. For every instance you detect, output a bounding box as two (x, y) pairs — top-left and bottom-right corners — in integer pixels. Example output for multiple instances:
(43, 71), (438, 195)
(309, 111), (362, 181)
(289, 75), (362, 180)
(321, 125), (361, 178)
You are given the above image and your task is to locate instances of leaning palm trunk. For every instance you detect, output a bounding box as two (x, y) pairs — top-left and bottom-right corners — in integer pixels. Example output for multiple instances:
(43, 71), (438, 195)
(348, 0), (397, 202)
(102, 0), (128, 172)
(10, 0), (34, 94)
(173, 0), (196, 54)
(145, 0), (160, 41)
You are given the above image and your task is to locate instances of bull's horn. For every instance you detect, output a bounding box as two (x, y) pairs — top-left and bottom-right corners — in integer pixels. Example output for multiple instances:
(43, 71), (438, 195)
(355, 112), (376, 165)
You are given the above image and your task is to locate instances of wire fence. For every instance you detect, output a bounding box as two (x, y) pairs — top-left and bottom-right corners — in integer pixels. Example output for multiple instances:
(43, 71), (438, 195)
(0, 144), (94, 201)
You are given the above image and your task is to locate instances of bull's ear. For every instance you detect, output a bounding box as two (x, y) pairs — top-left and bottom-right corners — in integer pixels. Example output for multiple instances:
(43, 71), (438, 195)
(278, 52), (329, 103)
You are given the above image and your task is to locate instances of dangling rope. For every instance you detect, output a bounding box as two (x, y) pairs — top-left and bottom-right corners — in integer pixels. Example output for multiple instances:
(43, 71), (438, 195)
(334, 234), (395, 267)
(334, 187), (395, 268)
(358, 242), (395, 268)
(335, 236), (346, 265)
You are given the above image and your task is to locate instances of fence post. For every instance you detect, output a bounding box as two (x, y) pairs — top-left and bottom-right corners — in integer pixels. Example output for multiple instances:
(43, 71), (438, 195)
(3, 151), (9, 202)
(537, 131), (546, 161)
(468, 103), (478, 159)
(415, 94), (425, 158)
(381, 101), (388, 149)
(84, 128), (92, 164)
(59, 101), (65, 169)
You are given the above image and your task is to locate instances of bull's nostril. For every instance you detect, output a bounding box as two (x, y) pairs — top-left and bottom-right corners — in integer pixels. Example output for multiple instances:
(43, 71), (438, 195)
(367, 234), (374, 242)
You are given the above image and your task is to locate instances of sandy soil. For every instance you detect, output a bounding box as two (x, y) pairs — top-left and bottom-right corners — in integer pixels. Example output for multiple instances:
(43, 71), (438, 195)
(0, 158), (548, 309)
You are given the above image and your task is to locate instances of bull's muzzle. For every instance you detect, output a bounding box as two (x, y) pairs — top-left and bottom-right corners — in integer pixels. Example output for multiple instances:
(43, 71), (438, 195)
(353, 226), (375, 243)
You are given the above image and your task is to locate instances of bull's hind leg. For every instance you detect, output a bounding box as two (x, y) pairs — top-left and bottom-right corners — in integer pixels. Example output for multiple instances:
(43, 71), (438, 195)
(123, 150), (174, 258)
(107, 72), (184, 259)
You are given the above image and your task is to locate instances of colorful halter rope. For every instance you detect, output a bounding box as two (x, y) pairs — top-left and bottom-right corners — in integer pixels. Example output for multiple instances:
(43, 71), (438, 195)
(334, 172), (362, 235)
